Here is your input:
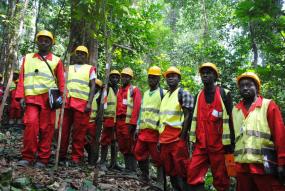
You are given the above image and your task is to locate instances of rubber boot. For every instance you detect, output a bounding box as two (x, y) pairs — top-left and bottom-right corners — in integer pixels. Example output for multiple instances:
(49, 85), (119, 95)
(156, 166), (165, 189)
(109, 141), (121, 171)
(129, 154), (137, 172)
(138, 159), (150, 182)
(124, 154), (131, 172)
(170, 176), (182, 191)
(189, 184), (205, 191)
(99, 145), (108, 171)
(176, 177), (192, 191)
(84, 144), (92, 164)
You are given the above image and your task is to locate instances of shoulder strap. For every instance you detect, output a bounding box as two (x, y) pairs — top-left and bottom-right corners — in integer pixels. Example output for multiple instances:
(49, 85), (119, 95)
(38, 54), (55, 79)
(178, 87), (183, 105)
(159, 87), (164, 100)
(219, 86), (230, 115)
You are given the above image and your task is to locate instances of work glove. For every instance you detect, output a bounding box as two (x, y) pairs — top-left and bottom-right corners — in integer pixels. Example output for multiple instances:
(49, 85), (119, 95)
(278, 166), (285, 185)
(20, 98), (26, 110)
(84, 102), (91, 113)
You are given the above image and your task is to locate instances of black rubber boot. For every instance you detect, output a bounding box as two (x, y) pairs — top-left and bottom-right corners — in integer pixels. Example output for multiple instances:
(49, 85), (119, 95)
(129, 154), (137, 172)
(109, 141), (121, 170)
(189, 184), (205, 191)
(99, 145), (108, 171)
(84, 144), (92, 163)
(138, 159), (150, 182)
(170, 176), (182, 191)
(176, 177), (192, 191)
(124, 154), (131, 171)
(156, 166), (165, 188)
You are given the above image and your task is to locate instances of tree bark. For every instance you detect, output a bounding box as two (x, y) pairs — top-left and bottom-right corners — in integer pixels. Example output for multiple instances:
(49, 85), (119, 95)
(249, 20), (258, 68)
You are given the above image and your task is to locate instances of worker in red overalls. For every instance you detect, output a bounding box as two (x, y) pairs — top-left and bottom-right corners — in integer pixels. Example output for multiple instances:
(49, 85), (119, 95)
(133, 66), (165, 183)
(85, 79), (103, 163)
(233, 72), (285, 191)
(116, 67), (141, 173)
(187, 63), (234, 191)
(99, 70), (121, 171)
(16, 30), (65, 168)
(59, 45), (96, 166)
(9, 71), (22, 125)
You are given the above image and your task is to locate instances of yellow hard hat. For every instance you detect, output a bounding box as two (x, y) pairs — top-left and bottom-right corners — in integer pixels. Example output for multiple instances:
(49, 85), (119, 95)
(148, 66), (161, 76)
(121, 67), (134, 77)
(36, 30), (55, 44)
(163, 66), (181, 77)
(237, 72), (261, 92)
(95, 79), (103, 87)
(75, 45), (89, 56)
(110, 70), (120, 76)
(199, 62), (219, 77)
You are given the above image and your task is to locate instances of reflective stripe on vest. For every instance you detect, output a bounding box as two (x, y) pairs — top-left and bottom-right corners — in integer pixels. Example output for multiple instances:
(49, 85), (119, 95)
(67, 64), (92, 101)
(104, 87), (117, 120)
(190, 89), (231, 145)
(233, 98), (274, 164)
(159, 88), (183, 134)
(90, 92), (100, 122)
(125, 86), (136, 123)
(10, 81), (16, 91)
(24, 53), (59, 95)
(140, 88), (164, 131)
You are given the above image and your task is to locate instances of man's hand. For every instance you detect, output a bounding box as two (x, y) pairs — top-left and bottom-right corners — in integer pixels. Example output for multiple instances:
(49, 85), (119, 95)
(84, 102), (91, 113)
(20, 98), (26, 110)
(278, 166), (285, 185)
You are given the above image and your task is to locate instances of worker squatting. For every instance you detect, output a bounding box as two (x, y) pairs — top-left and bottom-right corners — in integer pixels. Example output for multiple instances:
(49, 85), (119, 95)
(1, 30), (284, 191)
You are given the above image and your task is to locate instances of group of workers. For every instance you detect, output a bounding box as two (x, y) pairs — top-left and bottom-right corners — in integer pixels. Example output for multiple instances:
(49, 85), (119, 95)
(1, 29), (284, 191)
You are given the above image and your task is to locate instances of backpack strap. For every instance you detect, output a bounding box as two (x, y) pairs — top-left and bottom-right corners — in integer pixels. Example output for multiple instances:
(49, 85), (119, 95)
(159, 87), (164, 100)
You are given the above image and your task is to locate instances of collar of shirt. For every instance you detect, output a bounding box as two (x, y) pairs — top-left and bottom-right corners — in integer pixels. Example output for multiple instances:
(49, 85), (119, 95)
(236, 96), (263, 117)
(33, 52), (53, 61)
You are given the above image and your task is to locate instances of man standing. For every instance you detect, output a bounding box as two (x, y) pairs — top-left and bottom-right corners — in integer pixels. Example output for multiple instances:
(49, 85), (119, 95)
(85, 79), (103, 163)
(99, 69), (120, 171)
(16, 30), (65, 168)
(233, 72), (285, 191)
(159, 66), (194, 191)
(187, 63), (233, 191)
(59, 45), (96, 165)
(134, 66), (165, 182)
(116, 67), (141, 173)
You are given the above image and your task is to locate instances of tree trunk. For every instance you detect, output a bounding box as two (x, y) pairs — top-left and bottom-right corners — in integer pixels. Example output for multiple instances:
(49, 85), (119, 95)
(249, 20), (258, 68)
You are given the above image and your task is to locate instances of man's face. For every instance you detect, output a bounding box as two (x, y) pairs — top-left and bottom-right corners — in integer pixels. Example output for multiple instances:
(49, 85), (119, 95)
(109, 74), (120, 86)
(239, 78), (258, 99)
(200, 67), (217, 85)
(37, 36), (52, 52)
(148, 75), (160, 88)
(121, 74), (132, 87)
(166, 73), (180, 88)
(75, 51), (88, 64)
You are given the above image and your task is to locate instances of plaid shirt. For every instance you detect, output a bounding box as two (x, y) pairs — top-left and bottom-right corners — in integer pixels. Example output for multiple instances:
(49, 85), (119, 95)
(180, 89), (194, 109)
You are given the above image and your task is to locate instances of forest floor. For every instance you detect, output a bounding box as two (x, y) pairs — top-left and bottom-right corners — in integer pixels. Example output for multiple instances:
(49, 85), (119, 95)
(0, 125), (163, 191)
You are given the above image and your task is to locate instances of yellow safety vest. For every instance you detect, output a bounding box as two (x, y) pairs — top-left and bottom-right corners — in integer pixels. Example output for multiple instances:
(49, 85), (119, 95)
(233, 98), (274, 164)
(10, 81), (16, 91)
(24, 53), (59, 95)
(90, 91), (100, 122)
(159, 88), (184, 134)
(124, 85), (137, 123)
(67, 64), (92, 101)
(190, 89), (231, 145)
(104, 87), (117, 120)
(140, 88), (165, 131)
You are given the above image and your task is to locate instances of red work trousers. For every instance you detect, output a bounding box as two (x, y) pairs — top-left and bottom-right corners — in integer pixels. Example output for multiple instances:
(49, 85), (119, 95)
(22, 104), (55, 164)
(86, 122), (97, 145)
(59, 108), (89, 162)
(187, 147), (230, 191)
(116, 118), (135, 154)
(134, 139), (160, 167)
(237, 172), (285, 191)
(160, 139), (189, 178)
